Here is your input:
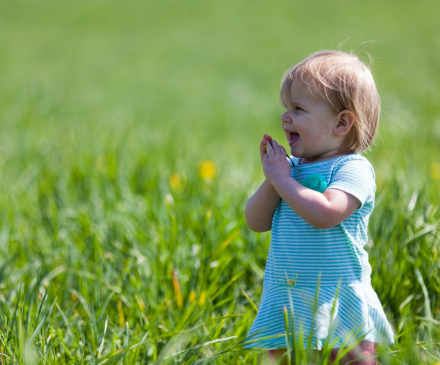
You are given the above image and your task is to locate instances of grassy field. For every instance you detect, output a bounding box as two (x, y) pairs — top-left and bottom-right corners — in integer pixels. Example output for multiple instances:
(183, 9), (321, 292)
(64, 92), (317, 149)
(0, 0), (439, 363)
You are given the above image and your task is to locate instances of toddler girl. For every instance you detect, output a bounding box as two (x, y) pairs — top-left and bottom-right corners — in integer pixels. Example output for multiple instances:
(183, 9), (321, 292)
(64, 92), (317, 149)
(244, 50), (394, 364)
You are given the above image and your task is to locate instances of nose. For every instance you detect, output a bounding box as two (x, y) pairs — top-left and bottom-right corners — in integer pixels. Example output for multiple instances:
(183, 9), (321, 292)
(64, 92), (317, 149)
(281, 111), (291, 124)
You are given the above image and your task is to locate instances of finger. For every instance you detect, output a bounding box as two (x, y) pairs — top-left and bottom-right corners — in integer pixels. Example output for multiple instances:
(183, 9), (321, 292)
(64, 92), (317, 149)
(279, 145), (287, 155)
(271, 139), (281, 154)
(260, 144), (267, 160)
(260, 136), (270, 158)
(265, 140), (274, 157)
(264, 135), (273, 148)
(265, 138), (273, 151)
(261, 134), (272, 145)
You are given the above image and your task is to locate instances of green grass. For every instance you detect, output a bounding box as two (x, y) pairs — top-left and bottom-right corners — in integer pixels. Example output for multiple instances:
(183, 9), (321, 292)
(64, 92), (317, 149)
(0, 0), (439, 363)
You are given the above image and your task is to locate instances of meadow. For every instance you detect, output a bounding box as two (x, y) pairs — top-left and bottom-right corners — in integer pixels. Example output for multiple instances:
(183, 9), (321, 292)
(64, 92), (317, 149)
(0, 0), (439, 363)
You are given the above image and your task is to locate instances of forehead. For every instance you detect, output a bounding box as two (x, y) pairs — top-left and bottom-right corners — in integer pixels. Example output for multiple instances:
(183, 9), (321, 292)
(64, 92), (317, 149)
(281, 74), (342, 113)
(281, 79), (328, 106)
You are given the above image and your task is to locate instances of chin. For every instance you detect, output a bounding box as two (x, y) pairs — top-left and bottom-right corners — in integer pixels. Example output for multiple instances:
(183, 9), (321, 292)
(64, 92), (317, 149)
(289, 148), (297, 157)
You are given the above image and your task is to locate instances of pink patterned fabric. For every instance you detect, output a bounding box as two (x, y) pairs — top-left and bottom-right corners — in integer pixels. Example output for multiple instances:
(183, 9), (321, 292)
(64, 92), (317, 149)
(268, 341), (378, 364)
(329, 341), (378, 365)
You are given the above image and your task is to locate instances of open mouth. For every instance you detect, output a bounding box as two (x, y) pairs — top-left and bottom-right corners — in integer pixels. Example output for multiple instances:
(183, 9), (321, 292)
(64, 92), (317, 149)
(289, 132), (300, 145)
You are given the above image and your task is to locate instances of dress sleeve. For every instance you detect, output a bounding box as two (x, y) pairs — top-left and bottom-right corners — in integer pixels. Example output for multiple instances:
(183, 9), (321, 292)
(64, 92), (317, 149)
(327, 158), (376, 207)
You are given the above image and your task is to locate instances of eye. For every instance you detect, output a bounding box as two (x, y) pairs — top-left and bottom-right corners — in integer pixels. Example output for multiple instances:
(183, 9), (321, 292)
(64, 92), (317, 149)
(294, 106), (304, 112)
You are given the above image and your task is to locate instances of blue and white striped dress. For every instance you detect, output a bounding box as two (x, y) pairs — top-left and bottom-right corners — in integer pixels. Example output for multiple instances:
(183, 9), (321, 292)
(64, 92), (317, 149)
(245, 154), (394, 350)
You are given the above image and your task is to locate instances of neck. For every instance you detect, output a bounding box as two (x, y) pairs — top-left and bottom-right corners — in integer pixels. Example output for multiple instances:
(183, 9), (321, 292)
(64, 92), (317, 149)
(299, 149), (355, 165)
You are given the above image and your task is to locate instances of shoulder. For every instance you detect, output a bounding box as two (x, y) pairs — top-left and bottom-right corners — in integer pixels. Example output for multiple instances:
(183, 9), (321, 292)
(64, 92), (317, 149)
(328, 154), (376, 205)
(333, 154), (375, 178)
(335, 153), (373, 166)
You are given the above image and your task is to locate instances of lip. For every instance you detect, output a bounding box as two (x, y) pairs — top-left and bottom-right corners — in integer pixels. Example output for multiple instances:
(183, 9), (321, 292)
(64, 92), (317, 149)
(288, 132), (300, 146)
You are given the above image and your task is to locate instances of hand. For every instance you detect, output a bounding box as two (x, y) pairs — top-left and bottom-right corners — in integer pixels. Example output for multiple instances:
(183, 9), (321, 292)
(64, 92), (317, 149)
(260, 134), (273, 162)
(262, 138), (291, 185)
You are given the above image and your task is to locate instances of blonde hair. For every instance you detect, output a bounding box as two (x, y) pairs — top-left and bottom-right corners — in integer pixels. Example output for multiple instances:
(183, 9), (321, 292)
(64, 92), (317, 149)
(280, 50), (380, 152)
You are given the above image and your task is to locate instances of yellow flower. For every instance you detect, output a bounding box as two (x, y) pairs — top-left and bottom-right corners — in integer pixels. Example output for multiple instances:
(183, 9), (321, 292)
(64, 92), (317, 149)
(287, 273), (298, 286)
(136, 298), (145, 312)
(172, 269), (183, 309)
(199, 160), (216, 181)
(430, 162), (440, 180)
(71, 292), (78, 302)
(188, 289), (196, 304)
(170, 173), (183, 192)
(199, 291), (206, 305)
(118, 299), (125, 327)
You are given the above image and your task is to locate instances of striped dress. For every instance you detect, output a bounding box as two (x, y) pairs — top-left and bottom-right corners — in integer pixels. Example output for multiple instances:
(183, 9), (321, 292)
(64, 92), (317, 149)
(244, 154), (394, 350)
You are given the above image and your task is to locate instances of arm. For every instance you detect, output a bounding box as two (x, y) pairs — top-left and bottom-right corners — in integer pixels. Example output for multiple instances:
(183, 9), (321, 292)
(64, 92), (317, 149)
(245, 179), (280, 232)
(271, 178), (359, 229)
(245, 134), (281, 232)
(264, 140), (360, 229)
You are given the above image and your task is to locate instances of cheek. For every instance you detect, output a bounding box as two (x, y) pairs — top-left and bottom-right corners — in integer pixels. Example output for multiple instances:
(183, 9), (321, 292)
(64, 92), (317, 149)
(305, 126), (327, 142)
(312, 120), (331, 133)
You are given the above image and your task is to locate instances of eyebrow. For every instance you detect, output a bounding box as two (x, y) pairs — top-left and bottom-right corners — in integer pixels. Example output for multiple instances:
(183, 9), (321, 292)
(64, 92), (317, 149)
(287, 97), (308, 109)
(281, 92), (306, 108)
(280, 85), (311, 109)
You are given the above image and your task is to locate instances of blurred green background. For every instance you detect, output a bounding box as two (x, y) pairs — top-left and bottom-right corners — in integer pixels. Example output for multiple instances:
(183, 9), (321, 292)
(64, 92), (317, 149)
(0, 0), (439, 364)
(1, 0), (440, 178)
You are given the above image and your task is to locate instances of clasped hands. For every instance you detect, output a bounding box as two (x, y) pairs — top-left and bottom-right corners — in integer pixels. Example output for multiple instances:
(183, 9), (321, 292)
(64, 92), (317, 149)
(260, 134), (291, 186)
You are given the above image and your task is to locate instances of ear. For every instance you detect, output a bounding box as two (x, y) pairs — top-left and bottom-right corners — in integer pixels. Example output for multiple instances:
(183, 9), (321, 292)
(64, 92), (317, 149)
(334, 110), (355, 136)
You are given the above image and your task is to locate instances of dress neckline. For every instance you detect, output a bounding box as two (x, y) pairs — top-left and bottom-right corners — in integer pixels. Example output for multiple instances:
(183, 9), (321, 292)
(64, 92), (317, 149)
(294, 153), (359, 167)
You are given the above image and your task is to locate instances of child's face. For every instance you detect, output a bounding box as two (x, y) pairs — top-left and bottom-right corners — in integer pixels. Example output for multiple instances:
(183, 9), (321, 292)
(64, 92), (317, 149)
(281, 81), (345, 163)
